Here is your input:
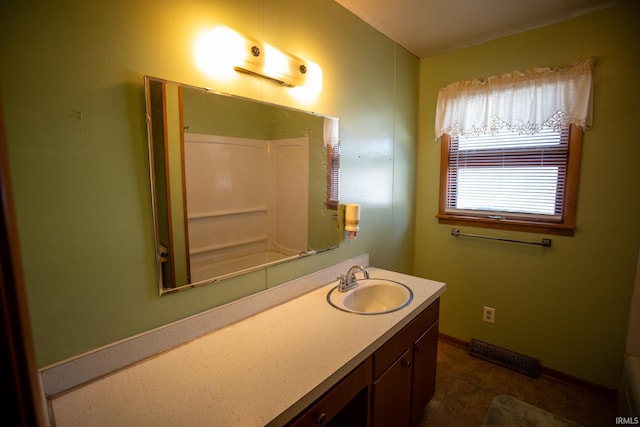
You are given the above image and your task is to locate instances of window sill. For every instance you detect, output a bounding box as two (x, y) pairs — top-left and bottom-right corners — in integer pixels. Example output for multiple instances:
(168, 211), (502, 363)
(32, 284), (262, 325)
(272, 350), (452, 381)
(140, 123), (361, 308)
(437, 214), (575, 236)
(326, 200), (339, 210)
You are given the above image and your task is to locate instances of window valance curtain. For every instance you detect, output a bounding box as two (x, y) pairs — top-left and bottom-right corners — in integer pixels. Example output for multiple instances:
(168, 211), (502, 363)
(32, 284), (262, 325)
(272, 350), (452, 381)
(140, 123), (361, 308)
(434, 57), (596, 139)
(323, 117), (339, 146)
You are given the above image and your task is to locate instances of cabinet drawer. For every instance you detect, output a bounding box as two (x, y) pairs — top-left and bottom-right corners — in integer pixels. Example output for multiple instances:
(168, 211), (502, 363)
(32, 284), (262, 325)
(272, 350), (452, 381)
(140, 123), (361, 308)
(373, 299), (439, 379)
(288, 358), (371, 427)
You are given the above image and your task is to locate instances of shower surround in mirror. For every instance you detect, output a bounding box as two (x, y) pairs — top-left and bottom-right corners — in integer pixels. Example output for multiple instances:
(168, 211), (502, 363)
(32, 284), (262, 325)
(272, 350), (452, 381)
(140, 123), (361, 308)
(185, 133), (308, 283)
(145, 77), (340, 294)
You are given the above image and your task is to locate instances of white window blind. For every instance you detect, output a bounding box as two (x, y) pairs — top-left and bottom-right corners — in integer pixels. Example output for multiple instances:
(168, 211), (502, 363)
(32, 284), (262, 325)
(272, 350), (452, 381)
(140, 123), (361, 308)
(446, 127), (569, 222)
(326, 143), (340, 209)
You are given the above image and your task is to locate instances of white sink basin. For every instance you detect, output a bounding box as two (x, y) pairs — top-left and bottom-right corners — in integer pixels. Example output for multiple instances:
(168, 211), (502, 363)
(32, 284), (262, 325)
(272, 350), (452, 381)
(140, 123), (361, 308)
(327, 278), (413, 315)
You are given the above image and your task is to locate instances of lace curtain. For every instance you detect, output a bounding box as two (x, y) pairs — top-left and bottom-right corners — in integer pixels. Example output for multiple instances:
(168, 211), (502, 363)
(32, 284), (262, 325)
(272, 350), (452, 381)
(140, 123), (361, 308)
(324, 116), (339, 146)
(434, 57), (596, 139)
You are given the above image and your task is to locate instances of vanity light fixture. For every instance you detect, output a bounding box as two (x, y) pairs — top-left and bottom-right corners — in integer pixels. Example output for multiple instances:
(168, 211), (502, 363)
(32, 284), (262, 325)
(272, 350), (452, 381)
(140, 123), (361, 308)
(195, 25), (322, 92)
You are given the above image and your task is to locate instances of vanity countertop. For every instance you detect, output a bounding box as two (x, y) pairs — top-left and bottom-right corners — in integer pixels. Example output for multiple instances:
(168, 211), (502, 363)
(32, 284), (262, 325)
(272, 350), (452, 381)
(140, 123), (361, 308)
(50, 267), (445, 426)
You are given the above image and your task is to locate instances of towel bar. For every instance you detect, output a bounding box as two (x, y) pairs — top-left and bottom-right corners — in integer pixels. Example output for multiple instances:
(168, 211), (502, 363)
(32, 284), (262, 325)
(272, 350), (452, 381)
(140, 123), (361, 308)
(451, 228), (552, 247)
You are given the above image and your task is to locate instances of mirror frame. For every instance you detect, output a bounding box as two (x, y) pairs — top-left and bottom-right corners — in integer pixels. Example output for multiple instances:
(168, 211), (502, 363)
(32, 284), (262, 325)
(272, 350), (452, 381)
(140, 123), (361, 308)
(144, 76), (340, 295)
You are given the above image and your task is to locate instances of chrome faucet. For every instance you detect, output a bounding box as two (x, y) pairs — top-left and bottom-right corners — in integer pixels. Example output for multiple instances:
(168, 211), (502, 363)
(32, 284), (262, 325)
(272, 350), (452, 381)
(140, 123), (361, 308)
(338, 265), (370, 292)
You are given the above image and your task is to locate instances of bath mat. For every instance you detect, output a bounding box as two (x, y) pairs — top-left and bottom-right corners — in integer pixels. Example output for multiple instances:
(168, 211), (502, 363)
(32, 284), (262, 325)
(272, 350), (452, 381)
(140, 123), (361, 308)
(482, 395), (583, 427)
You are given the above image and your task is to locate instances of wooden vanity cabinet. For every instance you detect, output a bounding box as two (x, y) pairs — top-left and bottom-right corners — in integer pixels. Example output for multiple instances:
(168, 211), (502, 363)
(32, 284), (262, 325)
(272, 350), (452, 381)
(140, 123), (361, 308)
(372, 299), (439, 427)
(287, 298), (439, 427)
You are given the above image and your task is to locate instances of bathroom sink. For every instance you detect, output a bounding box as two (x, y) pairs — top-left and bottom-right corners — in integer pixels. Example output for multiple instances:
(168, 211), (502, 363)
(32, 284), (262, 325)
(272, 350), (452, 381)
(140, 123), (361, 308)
(327, 278), (413, 315)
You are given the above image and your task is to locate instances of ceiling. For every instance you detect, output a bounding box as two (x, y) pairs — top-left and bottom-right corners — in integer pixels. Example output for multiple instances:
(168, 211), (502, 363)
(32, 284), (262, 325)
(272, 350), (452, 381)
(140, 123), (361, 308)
(335, 0), (622, 58)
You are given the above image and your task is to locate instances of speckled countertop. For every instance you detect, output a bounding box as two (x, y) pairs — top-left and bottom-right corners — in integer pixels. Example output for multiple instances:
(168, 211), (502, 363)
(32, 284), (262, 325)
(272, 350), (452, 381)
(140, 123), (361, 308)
(50, 267), (445, 426)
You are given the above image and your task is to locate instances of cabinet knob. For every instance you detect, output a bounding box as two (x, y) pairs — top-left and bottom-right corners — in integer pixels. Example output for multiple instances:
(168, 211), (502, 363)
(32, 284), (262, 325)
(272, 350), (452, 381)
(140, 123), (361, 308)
(317, 412), (327, 425)
(416, 346), (424, 354)
(402, 359), (412, 369)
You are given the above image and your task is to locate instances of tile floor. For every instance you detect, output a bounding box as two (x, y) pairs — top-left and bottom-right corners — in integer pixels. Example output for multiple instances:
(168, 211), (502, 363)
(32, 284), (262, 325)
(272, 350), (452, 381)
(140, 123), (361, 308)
(417, 340), (619, 427)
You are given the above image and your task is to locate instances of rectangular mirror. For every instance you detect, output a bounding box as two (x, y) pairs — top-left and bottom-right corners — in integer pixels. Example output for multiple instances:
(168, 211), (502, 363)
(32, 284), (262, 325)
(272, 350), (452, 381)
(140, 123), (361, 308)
(144, 76), (340, 295)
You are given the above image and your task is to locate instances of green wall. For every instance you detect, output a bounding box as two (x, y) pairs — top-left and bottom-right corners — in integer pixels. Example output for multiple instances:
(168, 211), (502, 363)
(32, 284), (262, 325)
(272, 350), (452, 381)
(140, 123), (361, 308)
(0, 0), (418, 367)
(415, 1), (640, 389)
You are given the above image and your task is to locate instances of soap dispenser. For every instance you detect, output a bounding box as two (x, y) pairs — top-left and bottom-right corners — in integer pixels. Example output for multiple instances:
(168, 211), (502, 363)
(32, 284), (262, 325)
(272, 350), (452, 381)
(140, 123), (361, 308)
(344, 203), (360, 240)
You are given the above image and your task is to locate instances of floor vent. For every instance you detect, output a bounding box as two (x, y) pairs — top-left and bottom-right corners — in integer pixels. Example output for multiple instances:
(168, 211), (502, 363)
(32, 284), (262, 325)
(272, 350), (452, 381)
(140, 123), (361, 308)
(468, 339), (540, 378)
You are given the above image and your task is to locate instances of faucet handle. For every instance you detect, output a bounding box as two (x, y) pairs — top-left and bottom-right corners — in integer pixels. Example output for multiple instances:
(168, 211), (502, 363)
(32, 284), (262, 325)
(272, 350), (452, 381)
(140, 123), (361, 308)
(337, 274), (346, 285)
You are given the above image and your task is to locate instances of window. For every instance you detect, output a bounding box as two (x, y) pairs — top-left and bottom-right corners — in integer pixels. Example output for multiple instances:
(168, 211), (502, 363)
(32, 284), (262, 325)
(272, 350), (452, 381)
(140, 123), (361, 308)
(434, 58), (595, 236)
(438, 125), (583, 235)
(324, 117), (340, 210)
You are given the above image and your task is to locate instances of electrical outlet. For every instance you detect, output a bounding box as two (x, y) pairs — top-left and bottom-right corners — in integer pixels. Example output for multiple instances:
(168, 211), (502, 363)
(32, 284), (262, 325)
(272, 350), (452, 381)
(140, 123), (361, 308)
(483, 306), (495, 323)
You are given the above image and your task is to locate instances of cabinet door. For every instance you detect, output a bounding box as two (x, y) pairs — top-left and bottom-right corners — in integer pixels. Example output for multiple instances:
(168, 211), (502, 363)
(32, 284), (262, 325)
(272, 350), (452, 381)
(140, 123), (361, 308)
(410, 321), (438, 426)
(372, 349), (412, 427)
